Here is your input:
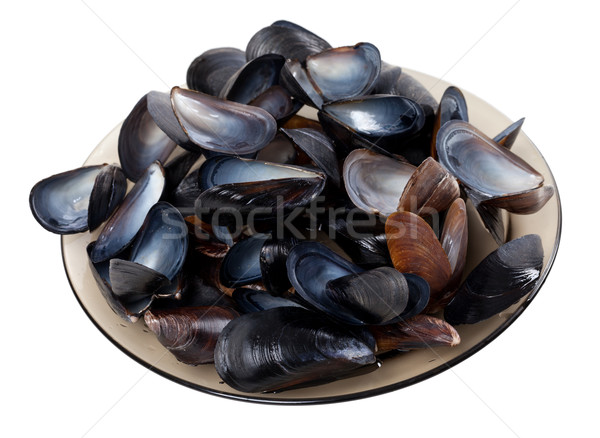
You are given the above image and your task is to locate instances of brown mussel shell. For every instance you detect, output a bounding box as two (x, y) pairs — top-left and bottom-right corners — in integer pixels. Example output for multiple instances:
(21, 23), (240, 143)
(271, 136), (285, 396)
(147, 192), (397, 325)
(386, 211), (452, 304)
(370, 315), (460, 354)
(144, 306), (239, 365)
(397, 156), (460, 219)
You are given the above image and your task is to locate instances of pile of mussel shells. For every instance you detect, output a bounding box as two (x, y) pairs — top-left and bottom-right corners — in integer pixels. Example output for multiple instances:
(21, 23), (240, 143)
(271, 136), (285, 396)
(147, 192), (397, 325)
(30, 20), (553, 394)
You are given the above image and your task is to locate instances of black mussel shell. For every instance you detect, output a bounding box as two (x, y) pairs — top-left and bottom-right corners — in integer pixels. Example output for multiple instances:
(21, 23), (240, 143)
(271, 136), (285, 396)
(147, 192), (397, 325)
(163, 150), (202, 197)
(152, 268), (235, 310)
(436, 120), (544, 199)
(246, 20), (331, 63)
(372, 61), (403, 95)
(493, 117), (525, 150)
(255, 132), (298, 164)
(232, 288), (304, 313)
(431, 86), (469, 157)
(279, 58), (324, 108)
(220, 234), (270, 288)
(88, 164), (127, 232)
(30, 164), (126, 235)
(248, 85), (298, 122)
(324, 267), (410, 325)
(219, 54), (285, 104)
(198, 155), (323, 190)
(129, 202), (188, 281)
(391, 72), (438, 113)
(305, 43), (381, 103)
(148, 87), (277, 156)
(343, 149), (416, 216)
(287, 241), (424, 325)
(170, 168), (201, 215)
(444, 234), (544, 325)
(437, 120), (553, 217)
(186, 47), (246, 96)
(87, 242), (150, 322)
(259, 235), (299, 295)
(118, 93), (177, 181)
(194, 176), (326, 227)
(109, 258), (171, 303)
(280, 127), (341, 187)
(321, 95), (425, 149)
(323, 209), (391, 268)
(90, 162), (165, 263)
(145, 306), (239, 365)
(214, 307), (376, 393)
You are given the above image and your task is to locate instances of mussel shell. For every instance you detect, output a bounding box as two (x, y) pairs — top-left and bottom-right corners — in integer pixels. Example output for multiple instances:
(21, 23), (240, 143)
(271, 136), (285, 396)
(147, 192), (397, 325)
(370, 314), (460, 354)
(386, 211), (452, 304)
(129, 202), (188, 281)
(186, 47), (246, 96)
(194, 176), (326, 226)
(147, 90), (195, 151)
(232, 288), (304, 313)
(343, 149), (416, 216)
(436, 120), (544, 198)
(305, 43), (381, 103)
(280, 127), (341, 187)
(214, 307), (376, 393)
(493, 117), (525, 150)
(198, 155), (323, 190)
(287, 241), (363, 314)
(145, 306), (239, 365)
(255, 132), (298, 164)
(326, 211), (391, 268)
(482, 185), (555, 215)
(219, 54), (285, 104)
(468, 189), (506, 245)
(87, 242), (150, 322)
(169, 169), (202, 215)
(321, 95), (425, 146)
(170, 87), (277, 155)
(444, 234), (544, 325)
(317, 110), (397, 158)
(397, 156), (460, 218)
(372, 61), (403, 95)
(279, 58), (324, 108)
(90, 161), (165, 263)
(30, 164), (126, 235)
(401, 274), (431, 320)
(163, 151), (202, 197)
(259, 235), (299, 295)
(150, 266), (235, 310)
(246, 20), (331, 63)
(109, 259), (171, 303)
(220, 234), (270, 288)
(287, 242), (418, 325)
(248, 85), (297, 122)
(440, 198), (469, 291)
(431, 86), (469, 158)
(391, 72), (438, 113)
(88, 164), (127, 232)
(118, 93), (178, 181)
(323, 267), (410, 325)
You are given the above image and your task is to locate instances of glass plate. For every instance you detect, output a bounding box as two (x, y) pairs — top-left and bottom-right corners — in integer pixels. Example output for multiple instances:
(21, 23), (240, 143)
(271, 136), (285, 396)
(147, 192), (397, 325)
(61, 68), (562, 404)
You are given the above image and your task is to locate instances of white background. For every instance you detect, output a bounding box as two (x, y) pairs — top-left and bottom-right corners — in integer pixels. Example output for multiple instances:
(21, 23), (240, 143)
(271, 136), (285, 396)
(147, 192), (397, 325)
(1, 1), (596, 437)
